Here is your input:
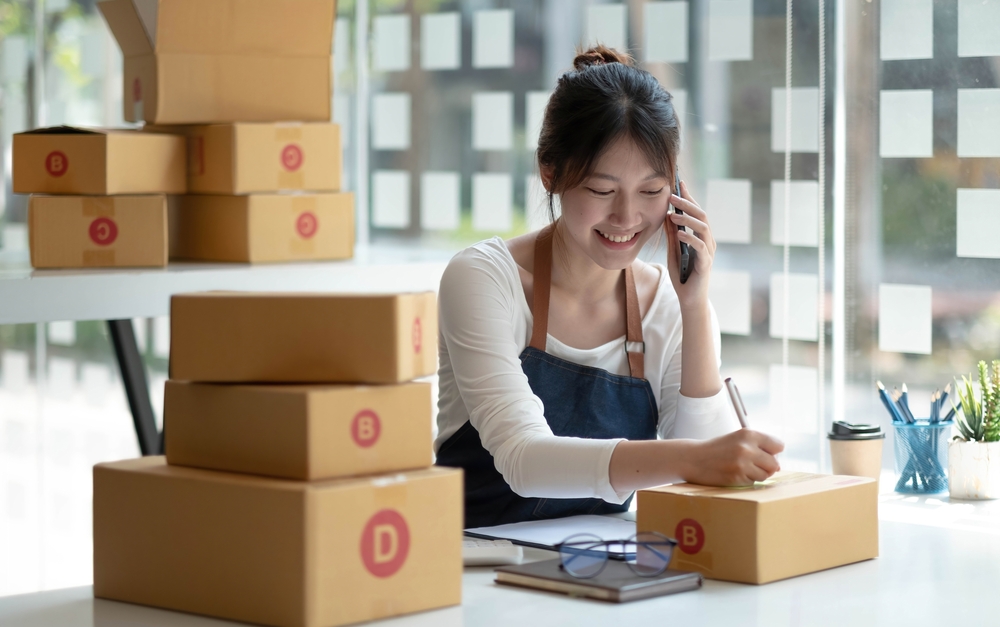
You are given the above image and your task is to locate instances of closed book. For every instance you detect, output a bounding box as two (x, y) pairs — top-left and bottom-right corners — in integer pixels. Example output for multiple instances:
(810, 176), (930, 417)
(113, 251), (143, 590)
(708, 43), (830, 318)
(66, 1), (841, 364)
(494, 559), (702, 603)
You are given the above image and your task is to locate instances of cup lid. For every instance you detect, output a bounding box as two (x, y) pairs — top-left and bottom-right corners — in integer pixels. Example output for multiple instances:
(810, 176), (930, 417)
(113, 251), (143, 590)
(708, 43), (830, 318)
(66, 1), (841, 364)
(828, 420), (885, 440)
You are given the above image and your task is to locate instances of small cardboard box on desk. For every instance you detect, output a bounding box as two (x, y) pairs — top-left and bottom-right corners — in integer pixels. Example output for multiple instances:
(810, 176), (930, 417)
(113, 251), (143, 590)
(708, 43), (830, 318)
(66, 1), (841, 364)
(637, 472), (878, 584)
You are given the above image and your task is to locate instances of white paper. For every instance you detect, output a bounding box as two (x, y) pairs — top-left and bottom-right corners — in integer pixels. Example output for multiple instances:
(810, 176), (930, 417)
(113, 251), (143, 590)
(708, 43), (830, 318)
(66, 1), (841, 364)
(957, 88), (1000, 158)
(879, 284), (932, 355)
(473, 91), (513, 151)
(644, 2), (688, 63)
(769, 273), (819, 341)
(420, 171), (461, 231)
(372, 93), (411, 150)
(880, 0), (933, 60)
(880, 90), (934, 158)
(709, 270), (751, 336)
(770, 180), (819, 247)
(46, 357), (75, 401)
(957, 188), (1000, 258)
(586, 4), (627, 51)
(473, 173), (512, 232)
(2, 35), (27, 85)
(373, 14), (411, 72)
(466, 515), (637, 554)
(473, 9), (513, 69)
(421, 12), (461, 70)
(372, 170), (411, 229)
(769, 364), (818, 435)
(708, 0), (753, 61)
(335, 18), (351, 75)
(771, 88), (819, 153)
(958, 0), (1000, 57)
(47, 321), (76, 346)
(526, 175), (560, 231)
(1, 350), (29, 393)
(525, 91), (551, 151)
(707, 179), (751, 244)
(153, 316), (170, 358)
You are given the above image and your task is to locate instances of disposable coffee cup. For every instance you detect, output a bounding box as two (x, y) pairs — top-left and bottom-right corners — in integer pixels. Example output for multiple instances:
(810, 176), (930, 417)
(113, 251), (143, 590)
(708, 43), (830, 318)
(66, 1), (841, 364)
(828, 421), (885, 482)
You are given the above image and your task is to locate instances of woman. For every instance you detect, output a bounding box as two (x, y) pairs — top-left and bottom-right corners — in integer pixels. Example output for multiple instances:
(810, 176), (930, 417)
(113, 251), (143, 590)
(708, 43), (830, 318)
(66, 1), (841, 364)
(435, 46), (784, 528)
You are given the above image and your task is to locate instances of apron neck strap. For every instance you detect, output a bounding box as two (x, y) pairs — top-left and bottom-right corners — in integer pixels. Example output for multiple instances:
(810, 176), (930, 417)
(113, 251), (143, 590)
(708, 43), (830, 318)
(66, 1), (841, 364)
(528, 222), (646, 380)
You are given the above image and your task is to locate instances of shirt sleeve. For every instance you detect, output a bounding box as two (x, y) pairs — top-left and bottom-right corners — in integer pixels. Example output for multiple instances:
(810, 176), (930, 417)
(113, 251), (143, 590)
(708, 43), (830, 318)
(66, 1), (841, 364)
(437, 247), (627, 503)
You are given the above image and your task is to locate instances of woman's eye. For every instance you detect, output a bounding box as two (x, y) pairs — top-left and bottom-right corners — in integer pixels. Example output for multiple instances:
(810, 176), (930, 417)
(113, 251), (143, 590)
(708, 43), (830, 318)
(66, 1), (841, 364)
(588, 188), (614, 196)
(642, 187), (665, 196)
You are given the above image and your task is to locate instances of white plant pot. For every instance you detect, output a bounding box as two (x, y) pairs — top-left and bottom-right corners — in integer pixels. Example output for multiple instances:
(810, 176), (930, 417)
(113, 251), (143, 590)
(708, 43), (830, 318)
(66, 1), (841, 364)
(948, 440), (1000, 500)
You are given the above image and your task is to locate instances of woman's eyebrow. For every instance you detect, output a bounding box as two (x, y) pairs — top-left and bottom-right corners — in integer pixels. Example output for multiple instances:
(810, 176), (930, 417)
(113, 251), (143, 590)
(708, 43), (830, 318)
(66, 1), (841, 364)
(589, 172), (667, 183)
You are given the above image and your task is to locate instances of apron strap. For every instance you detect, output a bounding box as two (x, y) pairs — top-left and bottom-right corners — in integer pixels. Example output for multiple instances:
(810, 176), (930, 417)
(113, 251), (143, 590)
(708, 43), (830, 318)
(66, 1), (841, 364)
(528, 222), (646, 380)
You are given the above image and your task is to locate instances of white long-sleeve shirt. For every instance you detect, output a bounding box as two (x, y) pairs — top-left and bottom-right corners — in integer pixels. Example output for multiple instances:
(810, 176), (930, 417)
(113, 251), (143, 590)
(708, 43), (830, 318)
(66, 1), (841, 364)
(434, 237), (738, 504)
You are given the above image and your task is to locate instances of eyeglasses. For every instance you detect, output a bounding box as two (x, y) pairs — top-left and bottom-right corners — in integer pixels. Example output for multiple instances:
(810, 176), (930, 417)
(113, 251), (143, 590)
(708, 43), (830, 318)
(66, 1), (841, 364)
(555, 532), (678, 579)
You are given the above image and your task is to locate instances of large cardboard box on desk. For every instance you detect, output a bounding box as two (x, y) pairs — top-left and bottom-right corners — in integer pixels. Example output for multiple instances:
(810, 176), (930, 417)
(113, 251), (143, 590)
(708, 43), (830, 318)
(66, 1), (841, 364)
(99, 0), (335, 123)
(29, 194), (167, 268)
(94, 457), (462, 627)
(168, 193), (353, 263)
(169, 291), (437, 383)
(637, 472), (878, 584)
(164, 380), (433, 480)
(12, 126), (185, 195)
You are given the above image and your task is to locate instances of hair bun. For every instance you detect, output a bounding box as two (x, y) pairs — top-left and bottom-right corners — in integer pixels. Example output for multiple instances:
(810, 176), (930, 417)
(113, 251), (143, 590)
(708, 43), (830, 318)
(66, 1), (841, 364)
(573, 45), (633, 70)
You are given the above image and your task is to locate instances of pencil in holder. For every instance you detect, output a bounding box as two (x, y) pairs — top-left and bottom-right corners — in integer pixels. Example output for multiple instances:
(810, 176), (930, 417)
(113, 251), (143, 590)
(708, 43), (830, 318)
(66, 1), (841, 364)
(893, 421), (951, 494)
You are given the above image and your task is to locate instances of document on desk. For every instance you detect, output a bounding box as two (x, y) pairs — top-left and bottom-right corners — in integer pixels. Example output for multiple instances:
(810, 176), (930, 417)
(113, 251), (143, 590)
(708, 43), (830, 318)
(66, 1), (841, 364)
(465, 515), (637, 556)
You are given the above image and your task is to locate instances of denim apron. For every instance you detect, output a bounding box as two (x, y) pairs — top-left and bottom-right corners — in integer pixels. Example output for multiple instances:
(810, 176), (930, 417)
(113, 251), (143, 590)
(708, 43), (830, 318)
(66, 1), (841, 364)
(436, 223), (659, 528)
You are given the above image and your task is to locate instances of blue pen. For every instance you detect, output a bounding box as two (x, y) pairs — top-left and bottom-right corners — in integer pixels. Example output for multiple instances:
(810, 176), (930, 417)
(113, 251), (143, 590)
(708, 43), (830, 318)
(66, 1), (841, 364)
(899, 384), (917, 423)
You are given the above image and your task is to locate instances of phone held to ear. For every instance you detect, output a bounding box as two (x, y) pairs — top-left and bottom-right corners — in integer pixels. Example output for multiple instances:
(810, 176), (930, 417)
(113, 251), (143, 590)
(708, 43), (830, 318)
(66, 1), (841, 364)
(670, 166), (695, 284)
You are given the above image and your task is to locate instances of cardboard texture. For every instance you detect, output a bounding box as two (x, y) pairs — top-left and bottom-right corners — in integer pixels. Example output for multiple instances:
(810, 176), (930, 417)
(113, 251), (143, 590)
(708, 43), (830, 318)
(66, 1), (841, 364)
(94, 457), (462, 627)
(28, 194), (167, 268)
(12, 126), (186, 195)
(636, 472), (879, 584)
(168, 193), (354, 263)
(164, 380), (434, 480)
(169, 291), (437, 383)
(99, 0), (335, 123)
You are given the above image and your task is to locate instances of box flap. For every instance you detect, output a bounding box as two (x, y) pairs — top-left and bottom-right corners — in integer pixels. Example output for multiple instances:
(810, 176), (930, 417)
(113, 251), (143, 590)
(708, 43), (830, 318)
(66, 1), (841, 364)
(133, 0), (159, 47)
(643, 472), (875, 503)
(99, 0), (153, 56)
(16, 125), (111, 136)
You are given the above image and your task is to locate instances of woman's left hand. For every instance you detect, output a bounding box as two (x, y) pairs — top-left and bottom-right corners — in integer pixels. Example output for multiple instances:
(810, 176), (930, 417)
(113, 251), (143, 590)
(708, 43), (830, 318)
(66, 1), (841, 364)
(663, 180), (716, 310)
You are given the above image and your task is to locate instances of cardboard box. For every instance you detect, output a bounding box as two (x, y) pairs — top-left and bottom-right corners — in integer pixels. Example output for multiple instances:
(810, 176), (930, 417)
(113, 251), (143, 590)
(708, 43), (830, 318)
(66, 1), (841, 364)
(169, 291), (438, 384)
(636, 472), (878, 584)
(164, 380), (434, 480)
(99, 0), (335, 123)
(94, 457), (462, 627)
(13, 126), (185, 195)
(28, 194), (167, 268)
(168, 193), (354, 263)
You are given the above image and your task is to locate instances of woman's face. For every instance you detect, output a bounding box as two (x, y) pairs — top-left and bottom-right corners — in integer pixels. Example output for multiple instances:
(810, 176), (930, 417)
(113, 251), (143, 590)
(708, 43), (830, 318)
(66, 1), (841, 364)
(552, 137), (672, 271)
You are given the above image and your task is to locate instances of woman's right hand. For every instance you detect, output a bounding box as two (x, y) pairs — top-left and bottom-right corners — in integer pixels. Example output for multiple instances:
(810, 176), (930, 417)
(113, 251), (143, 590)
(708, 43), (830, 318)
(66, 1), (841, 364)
(681, 430), (785, 486)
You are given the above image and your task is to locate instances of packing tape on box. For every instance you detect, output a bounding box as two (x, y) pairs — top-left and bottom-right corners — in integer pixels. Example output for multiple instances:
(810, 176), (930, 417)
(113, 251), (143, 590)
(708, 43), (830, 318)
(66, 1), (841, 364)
(81, 197), (116, 217)
(83, 250), (116, 266)
(369, 474), (412, 509)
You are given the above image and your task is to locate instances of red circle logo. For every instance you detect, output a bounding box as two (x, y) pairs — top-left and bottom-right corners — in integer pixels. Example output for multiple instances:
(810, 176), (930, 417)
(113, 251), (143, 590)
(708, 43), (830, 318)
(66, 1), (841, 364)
(412, 317), (422, 354)
(281, 144), (303, 171)
(133, 77), (142, 101)
(675, 519), (705, 555)
(296, 211), (318, 238)
(360, 509), (410, 578)
(351, 409), (381, 448)
(45, 151), (68, 177)
(88, 217), (118, 246)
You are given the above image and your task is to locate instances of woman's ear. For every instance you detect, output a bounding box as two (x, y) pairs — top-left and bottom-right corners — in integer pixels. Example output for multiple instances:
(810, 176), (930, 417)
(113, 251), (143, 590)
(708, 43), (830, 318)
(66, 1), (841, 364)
(539, 164), (555, 192)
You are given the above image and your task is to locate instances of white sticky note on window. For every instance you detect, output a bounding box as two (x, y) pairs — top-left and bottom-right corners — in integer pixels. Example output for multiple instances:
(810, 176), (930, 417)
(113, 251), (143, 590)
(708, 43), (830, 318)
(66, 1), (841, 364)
(957, 88), (1000, 158)
(770, 180), (819, 247)
(473, 92), (513, 151)
(47, 321), (76, 346)
(335, 18), (351, 74)
(771, 88), (819, 153)
(373, 14), (410, 72)
(47, 357), (75, 401)
(769, 364), (818, 435)
(959, 0), (1000, 57)
(1, 350), (29, 393)
(645, 2), (688, 63)
(3, 35), (28, 83)
(769, 273), (818, 341)
(707, 179), (751, 244)
(421, 12), (461, 70)
(473, 173), (512, 232)
(586, 4), (627, 51)
(880, 0), (933, 60)
(473, 9), (513, 69)
(708, 0), (753, 61)
(879, 284), (932, 355)
(372, 170), (411, 229)
(420, 171), (461, 231)
(525, 91), (551, 150)
(880, 90), (933, 158)
(372, 93), (411, 150)
(956, 188), (1000, 258)
(709, 270), (751, 336)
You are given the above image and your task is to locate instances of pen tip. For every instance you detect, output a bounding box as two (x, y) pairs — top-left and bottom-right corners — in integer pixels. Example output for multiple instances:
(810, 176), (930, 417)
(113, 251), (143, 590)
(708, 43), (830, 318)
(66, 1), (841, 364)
(876, 380), (885, 390)
(902, 383), (908, 393)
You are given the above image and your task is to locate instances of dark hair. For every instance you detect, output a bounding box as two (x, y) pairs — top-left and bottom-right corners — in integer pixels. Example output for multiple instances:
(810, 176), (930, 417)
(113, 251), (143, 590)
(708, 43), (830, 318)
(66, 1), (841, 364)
(536, 45), (681, 221)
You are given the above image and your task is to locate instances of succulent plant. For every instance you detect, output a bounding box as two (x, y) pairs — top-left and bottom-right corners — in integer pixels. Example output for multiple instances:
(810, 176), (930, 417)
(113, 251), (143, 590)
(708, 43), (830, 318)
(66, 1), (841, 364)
(954, 360), (1000, 443)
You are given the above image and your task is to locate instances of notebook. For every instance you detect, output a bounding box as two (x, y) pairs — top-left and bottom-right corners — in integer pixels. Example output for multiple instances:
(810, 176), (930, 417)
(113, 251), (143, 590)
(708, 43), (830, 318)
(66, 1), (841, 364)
(494, 558), (702, 603)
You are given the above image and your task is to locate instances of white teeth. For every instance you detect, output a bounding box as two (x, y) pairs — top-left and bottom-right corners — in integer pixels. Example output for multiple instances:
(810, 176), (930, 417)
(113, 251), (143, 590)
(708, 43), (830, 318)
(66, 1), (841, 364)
(599, 230), (637, 243)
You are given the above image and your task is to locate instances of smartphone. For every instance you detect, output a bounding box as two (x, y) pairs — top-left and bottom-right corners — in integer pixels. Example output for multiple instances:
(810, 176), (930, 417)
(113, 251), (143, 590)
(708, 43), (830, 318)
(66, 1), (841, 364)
(671, 166), (695, 284)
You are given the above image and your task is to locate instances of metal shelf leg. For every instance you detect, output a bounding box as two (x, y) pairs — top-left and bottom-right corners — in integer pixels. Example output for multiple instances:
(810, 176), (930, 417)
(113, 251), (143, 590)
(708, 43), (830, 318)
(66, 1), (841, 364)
(107, 319), (163, 456)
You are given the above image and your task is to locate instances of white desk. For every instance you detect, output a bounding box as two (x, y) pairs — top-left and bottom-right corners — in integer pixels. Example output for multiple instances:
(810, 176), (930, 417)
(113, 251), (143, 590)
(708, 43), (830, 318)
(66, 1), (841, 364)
(2, 494), (999, 627)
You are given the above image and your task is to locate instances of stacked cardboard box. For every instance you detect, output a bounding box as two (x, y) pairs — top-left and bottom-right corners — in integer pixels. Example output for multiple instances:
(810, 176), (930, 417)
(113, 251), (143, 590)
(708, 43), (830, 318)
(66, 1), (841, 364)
(94, 291), (462, 627)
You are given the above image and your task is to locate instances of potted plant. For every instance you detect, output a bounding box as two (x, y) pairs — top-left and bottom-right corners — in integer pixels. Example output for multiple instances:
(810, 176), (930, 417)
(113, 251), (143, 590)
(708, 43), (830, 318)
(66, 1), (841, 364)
(950, 360), (1000, 500)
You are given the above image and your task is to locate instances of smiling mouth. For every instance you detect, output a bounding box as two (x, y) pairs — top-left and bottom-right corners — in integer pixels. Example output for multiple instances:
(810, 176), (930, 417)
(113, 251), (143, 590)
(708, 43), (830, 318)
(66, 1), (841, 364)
(597, 229), (639, 243)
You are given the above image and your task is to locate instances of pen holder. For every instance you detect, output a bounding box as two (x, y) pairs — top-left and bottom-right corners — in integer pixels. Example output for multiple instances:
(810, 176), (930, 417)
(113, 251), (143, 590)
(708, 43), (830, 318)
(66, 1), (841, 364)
(893, 421), (951, 494)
